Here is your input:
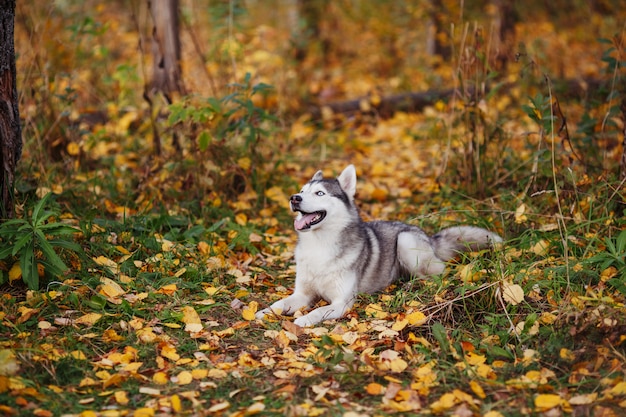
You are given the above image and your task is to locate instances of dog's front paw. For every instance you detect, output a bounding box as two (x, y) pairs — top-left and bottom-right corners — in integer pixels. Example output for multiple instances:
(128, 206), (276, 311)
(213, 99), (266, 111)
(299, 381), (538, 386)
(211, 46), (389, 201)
(293, 315), (317, 328)
(255, 308), (270, 320)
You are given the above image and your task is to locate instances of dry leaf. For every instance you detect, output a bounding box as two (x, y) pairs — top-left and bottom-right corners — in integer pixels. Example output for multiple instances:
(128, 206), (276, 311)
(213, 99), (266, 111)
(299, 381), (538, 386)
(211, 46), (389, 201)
(501, 282), (524, 305)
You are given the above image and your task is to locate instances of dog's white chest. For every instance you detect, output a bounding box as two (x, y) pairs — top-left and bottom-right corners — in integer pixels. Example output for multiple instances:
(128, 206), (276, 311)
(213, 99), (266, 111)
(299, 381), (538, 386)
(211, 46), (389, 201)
(294, 237), (358, 300)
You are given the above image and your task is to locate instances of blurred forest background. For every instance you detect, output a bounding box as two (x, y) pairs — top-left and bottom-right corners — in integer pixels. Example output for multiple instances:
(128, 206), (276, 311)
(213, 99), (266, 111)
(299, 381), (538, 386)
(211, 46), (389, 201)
(13, 0), (626, 209)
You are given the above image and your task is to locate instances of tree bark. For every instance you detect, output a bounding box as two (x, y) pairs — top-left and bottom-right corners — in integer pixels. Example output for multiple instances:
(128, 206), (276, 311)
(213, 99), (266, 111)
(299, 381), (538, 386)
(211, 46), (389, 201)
(146, 0), (185, 155)
(0, 0), (22, 219)
(619, 97), (626, 181)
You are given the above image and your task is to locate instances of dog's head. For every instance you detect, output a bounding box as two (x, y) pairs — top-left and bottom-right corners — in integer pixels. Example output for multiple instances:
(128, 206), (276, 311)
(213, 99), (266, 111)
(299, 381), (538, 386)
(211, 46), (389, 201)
(290, 165), (357, 232)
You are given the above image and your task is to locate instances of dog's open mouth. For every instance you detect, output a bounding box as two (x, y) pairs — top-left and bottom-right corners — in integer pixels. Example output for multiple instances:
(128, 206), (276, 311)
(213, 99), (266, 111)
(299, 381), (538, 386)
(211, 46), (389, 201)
(294, 210), (327, 231)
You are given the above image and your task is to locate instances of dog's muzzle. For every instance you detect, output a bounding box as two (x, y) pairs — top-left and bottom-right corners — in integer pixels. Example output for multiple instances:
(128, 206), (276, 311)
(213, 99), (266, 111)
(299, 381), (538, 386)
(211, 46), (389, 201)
(290, 194), (326, 231)
(290, 194), (302, 211)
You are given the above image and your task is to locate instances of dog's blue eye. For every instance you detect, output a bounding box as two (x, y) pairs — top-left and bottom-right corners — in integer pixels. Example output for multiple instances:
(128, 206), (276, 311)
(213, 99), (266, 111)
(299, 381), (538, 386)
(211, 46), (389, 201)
(316, 191), (325, 196)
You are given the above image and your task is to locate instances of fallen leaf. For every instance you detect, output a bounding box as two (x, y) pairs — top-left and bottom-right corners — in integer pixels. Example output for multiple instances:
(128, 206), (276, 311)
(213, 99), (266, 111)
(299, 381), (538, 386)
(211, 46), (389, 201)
(0, 350), (19, 376)
(501, 282), (524, 305)
(534, 394), (564, 411)
(75, 313), (103, 326)
(181, 306), (203, 333)
(242, 301), (258, 321)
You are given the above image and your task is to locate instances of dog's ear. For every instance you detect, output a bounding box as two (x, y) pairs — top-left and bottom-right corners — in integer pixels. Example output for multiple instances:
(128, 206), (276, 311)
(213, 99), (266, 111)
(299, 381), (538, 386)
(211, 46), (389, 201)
(311, 170), (323, 181)
(337, 165), (357, 198)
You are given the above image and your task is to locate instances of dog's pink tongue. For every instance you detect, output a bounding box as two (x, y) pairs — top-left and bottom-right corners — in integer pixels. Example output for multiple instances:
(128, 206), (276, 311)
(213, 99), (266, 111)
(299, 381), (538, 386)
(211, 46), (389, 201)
(294, 213), (316, 230)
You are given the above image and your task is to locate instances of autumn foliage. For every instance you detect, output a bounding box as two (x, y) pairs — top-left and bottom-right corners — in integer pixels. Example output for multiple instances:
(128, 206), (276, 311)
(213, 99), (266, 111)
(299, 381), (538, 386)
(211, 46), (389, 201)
(1, 1), (626, 416)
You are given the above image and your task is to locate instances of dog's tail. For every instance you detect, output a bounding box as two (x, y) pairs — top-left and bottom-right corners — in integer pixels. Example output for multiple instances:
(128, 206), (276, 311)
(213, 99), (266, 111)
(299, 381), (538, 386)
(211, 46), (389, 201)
(431, 226), (502, 261)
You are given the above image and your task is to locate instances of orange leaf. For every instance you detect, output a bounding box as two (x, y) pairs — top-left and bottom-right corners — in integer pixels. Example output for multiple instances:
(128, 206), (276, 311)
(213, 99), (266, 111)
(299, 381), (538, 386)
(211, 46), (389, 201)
(366, 382), (384, 395)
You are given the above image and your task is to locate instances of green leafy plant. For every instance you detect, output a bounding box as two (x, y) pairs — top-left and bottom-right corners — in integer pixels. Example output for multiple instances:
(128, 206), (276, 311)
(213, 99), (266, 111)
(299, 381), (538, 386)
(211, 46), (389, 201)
(0, 193), (81, 289)
(168, 72), (276, 153)
(585, 229), (626, 295)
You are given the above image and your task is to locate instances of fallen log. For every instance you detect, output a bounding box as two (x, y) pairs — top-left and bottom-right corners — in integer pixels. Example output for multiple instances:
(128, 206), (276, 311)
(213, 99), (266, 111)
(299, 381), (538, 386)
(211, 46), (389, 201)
(306, 78), (607, 120)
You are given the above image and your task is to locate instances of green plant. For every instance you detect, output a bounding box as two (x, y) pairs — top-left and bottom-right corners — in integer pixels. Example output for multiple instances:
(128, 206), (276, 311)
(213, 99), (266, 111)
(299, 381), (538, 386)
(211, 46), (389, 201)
(585, 229), (626, 295)
(168, 73), (275, 153)
(0, 193), (81, 289)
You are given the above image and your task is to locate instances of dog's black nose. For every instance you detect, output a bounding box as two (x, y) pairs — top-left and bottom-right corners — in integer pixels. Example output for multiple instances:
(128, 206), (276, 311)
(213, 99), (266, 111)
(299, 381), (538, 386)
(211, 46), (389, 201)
(290, 194), (302, 203)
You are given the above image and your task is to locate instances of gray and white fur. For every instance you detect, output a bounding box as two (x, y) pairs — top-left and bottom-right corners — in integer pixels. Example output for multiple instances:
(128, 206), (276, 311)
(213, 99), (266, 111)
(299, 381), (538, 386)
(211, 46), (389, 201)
(256, 164), (502, 327)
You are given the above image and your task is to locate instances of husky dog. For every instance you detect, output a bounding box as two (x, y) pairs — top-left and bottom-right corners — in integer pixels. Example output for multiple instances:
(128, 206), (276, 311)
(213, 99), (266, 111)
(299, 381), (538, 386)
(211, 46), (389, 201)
(256, 165), (502, 327)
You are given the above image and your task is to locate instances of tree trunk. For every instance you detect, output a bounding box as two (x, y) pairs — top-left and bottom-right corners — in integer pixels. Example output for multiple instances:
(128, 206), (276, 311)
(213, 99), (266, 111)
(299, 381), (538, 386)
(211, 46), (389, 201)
(619, 97), (626, 181)
(145, 0), (185, 155)
(426, 0), (451, 60)
(491, 0), (519, 71)
(0, 0), (22, 219)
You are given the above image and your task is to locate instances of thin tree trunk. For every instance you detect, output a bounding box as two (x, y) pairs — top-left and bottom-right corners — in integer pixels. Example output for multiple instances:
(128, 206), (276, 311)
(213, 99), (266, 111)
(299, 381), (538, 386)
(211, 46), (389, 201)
(0, 0), (22, 219)
(146, 0), (185, 155)
(619, 97), (626, 181)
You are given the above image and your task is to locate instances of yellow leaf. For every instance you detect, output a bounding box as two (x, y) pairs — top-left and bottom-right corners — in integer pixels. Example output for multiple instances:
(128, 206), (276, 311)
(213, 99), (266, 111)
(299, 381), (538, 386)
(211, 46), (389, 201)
(75, 313), (102, 326)
(181, 306), (202, 333)
(465, 352), (486, 366)
(8, 264), (21, 282)
(237, 157), (251, 170)
(156, 284), (177, 295)
(176, 371), (193, 385)
(600, 266), (618, 282)
(198, 241), (210, 255)
(515, 203), (527, 224)
(70, 351), (87, 360)
(114, 391), (129, 405)
(559, 348), (575, 361)
(204, 286), (219, 296)
(122, 362), (143, 373)
(102, 329), (124, 343)
(191, 369), (208, 379)
(534, 394), (563, 411)
(103, 373), (126, 388)
(133, 407), (155, 417)
(264, 186), (287, 203)
(378, 350), (408, 372)
(235, 213), (248, 226)
(392, 319), (408, 331)
(160, 344), (180, 362)
(483, 412), (504, 417)
(406, 311), (427, 326)
(365, 303), (388, 319)
(67, 142), (81, 156)
(170, 394), (182, 412)
(469, 380), (486, 399)
(610, 381), (626, 395)
(99, 277), (125, 298)
(242, 301), (258, 321)
(501, 282), (524, 305)
(152, 372), (169, 385)
(160, 238), (175, 252)
(430, 392), (457, 412)
(92, 256), (119, 274)
(531, 239), (549, 256)
(457, 263), (479, 283)
(371, 187), (389, 201)
(136, 327), (158, 343)
(208, 368), (227, 378)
